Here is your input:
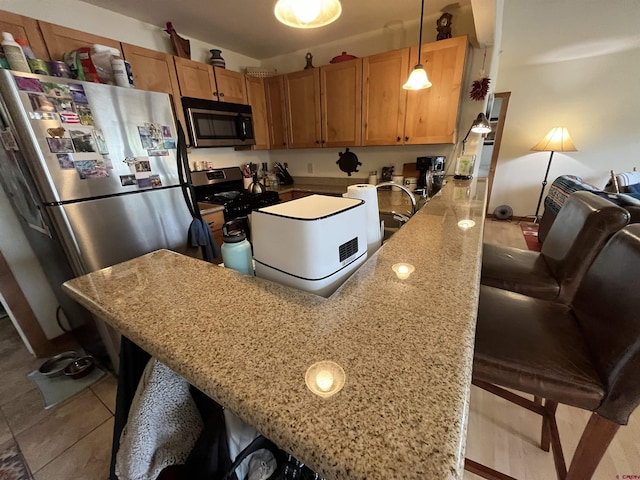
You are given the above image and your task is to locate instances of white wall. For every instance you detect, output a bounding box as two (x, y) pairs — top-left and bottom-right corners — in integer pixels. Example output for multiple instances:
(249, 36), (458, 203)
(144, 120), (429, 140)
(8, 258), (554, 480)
(491, 0), (640, 217)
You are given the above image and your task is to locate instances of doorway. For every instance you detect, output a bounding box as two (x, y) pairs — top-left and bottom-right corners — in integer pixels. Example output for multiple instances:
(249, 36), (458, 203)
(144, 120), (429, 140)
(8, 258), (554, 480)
(478, 92), (510, 211)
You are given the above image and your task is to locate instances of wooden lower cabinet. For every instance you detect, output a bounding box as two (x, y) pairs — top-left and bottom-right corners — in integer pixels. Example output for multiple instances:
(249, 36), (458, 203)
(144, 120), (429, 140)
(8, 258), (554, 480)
(293, 191), (313, 199)
(201, 209), (225, 264)
(278, 191), (293, 202)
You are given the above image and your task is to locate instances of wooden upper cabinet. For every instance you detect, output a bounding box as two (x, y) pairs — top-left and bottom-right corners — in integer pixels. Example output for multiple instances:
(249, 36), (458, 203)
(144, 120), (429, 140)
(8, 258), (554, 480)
(245, 76), (270, 150)
(320, 59), (362, 147)
(0, 10), (49, 60)
(265, 75), (288, 149)
(213, 67), (247, 104)
(121, 43), (186, 133)
(285, 68), (321, 149)
(362, 48), (409, 146)
(404, 36), (467, 144)
(174, 57), (216, 100)
(38, 21), (122, 61)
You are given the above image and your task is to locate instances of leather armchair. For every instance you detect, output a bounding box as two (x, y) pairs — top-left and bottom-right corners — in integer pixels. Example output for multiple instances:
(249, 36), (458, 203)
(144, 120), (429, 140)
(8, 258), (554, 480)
(467, 224), (640, 480)
(482, 191), (629, 304)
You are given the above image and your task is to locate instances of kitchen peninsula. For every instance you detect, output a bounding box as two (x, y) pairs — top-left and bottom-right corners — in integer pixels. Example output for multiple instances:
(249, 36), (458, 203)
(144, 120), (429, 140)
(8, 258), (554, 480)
(63, 177), (487, 480)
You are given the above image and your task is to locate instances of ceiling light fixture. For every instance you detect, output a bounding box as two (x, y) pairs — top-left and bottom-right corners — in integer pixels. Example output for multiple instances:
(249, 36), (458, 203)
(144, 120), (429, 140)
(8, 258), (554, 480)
(402, 0), (432, 90)
(274, 0), (342, 29)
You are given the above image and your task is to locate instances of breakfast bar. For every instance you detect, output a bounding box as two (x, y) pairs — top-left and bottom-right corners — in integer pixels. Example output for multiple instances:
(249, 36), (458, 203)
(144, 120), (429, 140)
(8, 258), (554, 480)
(62, 177), (487, 480)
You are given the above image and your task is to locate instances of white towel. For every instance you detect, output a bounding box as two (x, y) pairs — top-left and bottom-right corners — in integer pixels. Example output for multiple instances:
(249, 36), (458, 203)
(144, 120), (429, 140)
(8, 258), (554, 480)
(115, 359), (204, 480)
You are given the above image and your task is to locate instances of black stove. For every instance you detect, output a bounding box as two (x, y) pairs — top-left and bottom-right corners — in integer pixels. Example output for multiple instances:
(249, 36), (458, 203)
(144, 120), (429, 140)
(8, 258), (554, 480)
(192, 167), (280, 221)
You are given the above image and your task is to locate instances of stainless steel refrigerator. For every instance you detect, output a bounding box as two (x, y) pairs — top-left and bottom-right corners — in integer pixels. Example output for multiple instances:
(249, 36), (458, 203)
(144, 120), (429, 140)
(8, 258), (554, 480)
(0, 69), (196, 371)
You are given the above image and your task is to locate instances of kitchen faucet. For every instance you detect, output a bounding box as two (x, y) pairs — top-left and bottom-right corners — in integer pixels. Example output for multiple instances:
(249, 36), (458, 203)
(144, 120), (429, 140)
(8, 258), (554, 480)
(375, 182), (418, 215)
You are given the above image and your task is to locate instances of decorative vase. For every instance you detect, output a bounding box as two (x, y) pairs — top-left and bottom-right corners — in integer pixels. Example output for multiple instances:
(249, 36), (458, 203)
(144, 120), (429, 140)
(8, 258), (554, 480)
(209, 49), (226, 69)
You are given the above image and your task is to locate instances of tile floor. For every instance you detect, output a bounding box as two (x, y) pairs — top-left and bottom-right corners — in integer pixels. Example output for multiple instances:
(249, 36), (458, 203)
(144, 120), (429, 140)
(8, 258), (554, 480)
(0, 314), (116, 480)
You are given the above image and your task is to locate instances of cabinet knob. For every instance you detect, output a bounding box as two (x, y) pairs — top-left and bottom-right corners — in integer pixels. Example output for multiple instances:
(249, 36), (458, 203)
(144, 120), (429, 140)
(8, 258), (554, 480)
(397, 136), (401, 142)
(316, 140), (320, 144)
(220, 92), (225, 98)
(405, 136), (409, 141)
(321, 140), (325, 144)
(213, 92), (219, 97)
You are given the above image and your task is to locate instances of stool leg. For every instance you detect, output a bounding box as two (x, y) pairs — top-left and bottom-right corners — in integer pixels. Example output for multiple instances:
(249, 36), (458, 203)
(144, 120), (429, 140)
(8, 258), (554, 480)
(565, 413), (620, 480)
(540, 400), (557, 452)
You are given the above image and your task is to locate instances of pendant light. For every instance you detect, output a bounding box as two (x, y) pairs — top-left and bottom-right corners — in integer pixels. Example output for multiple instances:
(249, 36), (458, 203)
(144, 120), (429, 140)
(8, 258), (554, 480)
(403, 0), (432, 90)
(274, 0), (342, 29)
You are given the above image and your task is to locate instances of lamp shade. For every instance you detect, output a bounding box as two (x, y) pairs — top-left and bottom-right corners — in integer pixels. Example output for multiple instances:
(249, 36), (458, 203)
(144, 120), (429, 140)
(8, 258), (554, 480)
(402, 65), (432, 90)
(403, 0), (432, 91)
(470, 113), (491, 134)
(531, 127), (577, 152)
(274, 0), (342, 28)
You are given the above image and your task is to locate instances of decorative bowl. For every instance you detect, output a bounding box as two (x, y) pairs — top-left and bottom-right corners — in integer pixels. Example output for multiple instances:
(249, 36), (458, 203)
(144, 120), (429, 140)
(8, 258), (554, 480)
(330, 51), (357, 63)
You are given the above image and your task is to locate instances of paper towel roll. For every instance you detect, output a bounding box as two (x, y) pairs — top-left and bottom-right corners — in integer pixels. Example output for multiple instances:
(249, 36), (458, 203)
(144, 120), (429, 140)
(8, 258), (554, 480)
(344, 184), (382, 257)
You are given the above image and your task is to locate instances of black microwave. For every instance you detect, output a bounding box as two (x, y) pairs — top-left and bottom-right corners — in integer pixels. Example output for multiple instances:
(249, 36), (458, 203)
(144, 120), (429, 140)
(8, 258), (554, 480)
(182, 97), (256, 148)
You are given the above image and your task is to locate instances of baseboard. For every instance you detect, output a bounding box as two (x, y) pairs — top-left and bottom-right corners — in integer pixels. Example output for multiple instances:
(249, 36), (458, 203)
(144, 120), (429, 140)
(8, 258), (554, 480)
(486, 214), (534, 223)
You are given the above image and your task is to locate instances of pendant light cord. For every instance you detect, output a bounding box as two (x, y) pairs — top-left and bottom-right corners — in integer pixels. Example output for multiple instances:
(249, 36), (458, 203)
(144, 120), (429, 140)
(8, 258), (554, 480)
(417, 0), (425, 65)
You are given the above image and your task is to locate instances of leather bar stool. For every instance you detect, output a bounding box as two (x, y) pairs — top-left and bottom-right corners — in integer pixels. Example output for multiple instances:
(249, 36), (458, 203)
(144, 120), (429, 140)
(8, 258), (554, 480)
(482, 191), (629, 303)
(467, 224), (640, 480)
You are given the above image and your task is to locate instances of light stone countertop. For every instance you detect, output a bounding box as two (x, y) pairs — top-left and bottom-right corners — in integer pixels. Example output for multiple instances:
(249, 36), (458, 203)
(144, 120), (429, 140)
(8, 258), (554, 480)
(63, 177), (487, 480)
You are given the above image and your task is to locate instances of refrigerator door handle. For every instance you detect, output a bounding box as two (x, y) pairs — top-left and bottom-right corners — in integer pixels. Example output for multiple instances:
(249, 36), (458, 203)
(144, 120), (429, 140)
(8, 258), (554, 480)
(176, 120), (200, 221)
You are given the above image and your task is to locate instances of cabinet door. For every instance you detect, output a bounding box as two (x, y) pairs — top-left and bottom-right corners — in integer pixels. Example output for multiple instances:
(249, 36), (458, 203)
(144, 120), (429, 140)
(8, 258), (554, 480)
(0, 10), (49, 60)
(245, 76), (270, 150)
(38, 21), (122, 61)
(121, 43), (186, 132)
(174, 57), (216, 100)
(213, 67), (248, 104)
(265, 75), (288, 149)
(285, 69), (321, 149)
(362, 48), (409, 146)
(404, 36), (467, 144)
(320, 59), (362, 147)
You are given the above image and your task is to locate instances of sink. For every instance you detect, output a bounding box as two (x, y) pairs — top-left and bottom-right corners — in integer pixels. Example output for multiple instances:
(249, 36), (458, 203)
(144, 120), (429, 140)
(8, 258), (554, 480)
(379, 211), (409, 241)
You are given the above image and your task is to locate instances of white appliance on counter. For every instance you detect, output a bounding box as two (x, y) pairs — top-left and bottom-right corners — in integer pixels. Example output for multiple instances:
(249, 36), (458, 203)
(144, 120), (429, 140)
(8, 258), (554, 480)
(252, 194), (367, 297)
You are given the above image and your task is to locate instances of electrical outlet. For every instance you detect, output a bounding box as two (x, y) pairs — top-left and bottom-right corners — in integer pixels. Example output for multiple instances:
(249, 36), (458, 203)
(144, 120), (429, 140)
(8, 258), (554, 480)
(307, 162), (314, 174)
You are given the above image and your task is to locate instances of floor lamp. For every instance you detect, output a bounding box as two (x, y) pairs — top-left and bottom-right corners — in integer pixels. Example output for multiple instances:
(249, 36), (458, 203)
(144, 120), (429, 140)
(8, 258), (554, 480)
(531, 127), (577, 222)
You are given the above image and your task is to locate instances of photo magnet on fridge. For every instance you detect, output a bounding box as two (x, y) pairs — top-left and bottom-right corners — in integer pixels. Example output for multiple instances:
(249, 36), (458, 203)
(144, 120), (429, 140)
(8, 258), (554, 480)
(69, 128), (96, 152)
(69, 83), (89, 104)
(14, 76), (43, 93)
(46, 137), (74, 153)
(120, 174), (137, 186)
(27, 94), (56, 113)
(75, 159), (109, 179)
(56, 153), (75, 169)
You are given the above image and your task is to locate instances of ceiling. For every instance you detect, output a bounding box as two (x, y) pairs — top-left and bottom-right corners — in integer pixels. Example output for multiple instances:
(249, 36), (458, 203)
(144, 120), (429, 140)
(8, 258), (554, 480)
(77, 0), (473, 60)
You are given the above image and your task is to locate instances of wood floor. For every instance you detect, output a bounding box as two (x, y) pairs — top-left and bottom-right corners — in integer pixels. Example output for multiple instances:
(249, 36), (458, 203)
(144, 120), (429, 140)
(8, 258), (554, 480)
(465, 219), (640, 480)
